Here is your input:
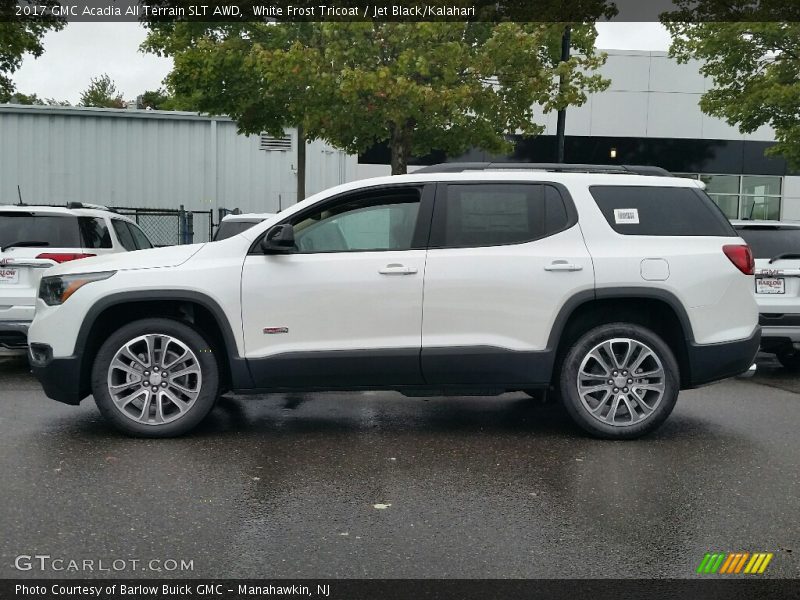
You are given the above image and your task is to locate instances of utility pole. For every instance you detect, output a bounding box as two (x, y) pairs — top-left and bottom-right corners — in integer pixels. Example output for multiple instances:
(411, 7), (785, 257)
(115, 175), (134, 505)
(555, 25), (571, 163)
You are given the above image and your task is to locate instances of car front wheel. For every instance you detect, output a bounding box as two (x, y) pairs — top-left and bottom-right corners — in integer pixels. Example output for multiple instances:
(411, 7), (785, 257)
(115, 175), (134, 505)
(91, 318), (219, 437)
(559, 323), (679, 439)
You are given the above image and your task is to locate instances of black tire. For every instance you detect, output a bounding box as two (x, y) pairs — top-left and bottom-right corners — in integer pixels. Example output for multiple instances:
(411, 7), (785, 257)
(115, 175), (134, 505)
(559, 322), (680, 440)
(777, 348), (800, 371)
(91, 318), (220, 437)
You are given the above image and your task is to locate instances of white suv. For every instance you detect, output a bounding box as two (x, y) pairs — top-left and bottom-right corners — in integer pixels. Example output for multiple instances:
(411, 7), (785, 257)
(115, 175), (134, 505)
(733, 220), (800, 369)
(27, 165), (760, 439)
(0, 204), (152, 352)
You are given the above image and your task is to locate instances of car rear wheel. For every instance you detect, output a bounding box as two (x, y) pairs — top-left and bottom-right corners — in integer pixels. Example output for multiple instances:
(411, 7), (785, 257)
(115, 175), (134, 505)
(91, 318), (219, 437)
(559, 323), (679, 439)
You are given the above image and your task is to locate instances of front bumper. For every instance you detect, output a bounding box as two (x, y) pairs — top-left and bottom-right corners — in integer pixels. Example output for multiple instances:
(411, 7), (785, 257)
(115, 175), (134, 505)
(0, 320), (31, 349)
(29, 344), (87, 405)
(685, 326), (761, 388)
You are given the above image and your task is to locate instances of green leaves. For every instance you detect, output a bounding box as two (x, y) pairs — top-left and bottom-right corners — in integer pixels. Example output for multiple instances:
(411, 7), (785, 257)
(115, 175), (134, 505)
(0, 0), (65, 101)
(666, 19), (800, 169)
(145, 22), (609, 173)
(79, 73), (125, 108)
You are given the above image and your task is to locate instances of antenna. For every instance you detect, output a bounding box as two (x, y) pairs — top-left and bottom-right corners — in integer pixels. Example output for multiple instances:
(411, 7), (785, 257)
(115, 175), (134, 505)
(17, 185), (22, 206)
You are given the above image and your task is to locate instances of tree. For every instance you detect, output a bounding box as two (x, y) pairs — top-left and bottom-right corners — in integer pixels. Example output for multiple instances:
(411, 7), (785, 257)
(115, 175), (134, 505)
(144, 22), (610, 189)
(0, 0), (65, 102)
(137, 88), (195, 111)
(79, 73), (125, 108)
(6, 91), (70, 105)
(665, 7), (800, 168)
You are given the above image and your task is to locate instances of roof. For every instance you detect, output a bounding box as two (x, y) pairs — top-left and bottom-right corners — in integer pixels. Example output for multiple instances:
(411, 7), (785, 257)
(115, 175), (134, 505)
(0, 103), (230, 123)
(0, 204), (136, 222)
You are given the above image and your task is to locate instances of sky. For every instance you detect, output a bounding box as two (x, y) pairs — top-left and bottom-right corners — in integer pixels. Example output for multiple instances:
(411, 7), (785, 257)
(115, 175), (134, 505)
(11, 22), (673, 105)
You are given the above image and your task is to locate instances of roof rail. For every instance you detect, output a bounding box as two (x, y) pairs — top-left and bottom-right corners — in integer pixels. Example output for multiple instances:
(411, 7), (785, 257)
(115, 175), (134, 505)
(66, 201), (110, 211)
(413, 162), (673, 177)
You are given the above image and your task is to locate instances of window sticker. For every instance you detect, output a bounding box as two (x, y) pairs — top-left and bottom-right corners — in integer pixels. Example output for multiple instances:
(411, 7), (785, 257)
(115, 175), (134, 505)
(614, 208), (639, 224)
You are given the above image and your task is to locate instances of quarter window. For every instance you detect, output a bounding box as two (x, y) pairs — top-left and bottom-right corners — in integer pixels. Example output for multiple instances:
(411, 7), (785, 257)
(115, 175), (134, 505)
(589, 185), (736, 236)
(432, 184), (570, 248)
(291, 188), (422, 253)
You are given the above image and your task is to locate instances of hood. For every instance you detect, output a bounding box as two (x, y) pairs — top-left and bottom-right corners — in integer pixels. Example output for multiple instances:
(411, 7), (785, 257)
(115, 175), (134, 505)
(44, 243), (206, 276)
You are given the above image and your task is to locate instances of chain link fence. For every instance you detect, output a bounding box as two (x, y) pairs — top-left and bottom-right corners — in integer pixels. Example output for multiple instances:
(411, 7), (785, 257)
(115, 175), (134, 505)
(113, 206), (214, 246)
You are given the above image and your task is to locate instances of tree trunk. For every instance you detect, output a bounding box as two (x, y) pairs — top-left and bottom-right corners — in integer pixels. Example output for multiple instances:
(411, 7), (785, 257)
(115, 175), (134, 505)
(297, 124), (307, 201)
(389, 124), (411, 175)
(555, 25), (571, 163)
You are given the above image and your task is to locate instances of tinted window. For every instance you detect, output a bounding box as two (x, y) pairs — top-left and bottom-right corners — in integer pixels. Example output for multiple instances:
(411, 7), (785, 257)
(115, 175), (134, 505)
(214, 220), (262, 241)
(292, 188), (421, 253)
(735, 226), (800, 260)
(433, 184), (570, 248)
(79, 217), (112, 249)
(112, 219), (136, 251)
(0, 212), (80, 248)
(589, 186), (736, 236)
(127, 222), (153, 249)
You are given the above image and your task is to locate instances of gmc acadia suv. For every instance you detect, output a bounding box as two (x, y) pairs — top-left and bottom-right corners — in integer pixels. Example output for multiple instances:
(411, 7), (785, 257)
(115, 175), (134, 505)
(27, 164), (761, 439)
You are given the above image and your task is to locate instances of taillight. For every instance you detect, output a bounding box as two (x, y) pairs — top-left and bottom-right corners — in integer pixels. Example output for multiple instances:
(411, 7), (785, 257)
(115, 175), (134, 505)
(723, 244), (755, 275)
(36, 253), (96, 263)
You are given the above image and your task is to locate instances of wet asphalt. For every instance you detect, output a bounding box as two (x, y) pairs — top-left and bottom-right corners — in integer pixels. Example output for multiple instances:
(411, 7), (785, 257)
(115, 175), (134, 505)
(0, 354), (798, 579)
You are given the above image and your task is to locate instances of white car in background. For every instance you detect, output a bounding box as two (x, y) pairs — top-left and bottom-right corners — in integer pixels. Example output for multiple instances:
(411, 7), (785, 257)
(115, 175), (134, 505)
(0, 203), (153, 353)
(213, 213), (275, 241)
(733, 220), (800, 369)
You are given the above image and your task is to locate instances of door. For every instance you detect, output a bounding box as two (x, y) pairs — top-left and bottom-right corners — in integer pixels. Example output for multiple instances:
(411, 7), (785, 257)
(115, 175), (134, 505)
(241, 184), (434, 389)
(421, 182), (594, 385)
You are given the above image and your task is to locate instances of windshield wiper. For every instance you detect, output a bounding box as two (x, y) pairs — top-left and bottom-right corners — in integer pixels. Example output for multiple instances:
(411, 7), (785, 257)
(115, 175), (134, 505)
(0, 241), (50, 252)
(769, 252), (800, 264)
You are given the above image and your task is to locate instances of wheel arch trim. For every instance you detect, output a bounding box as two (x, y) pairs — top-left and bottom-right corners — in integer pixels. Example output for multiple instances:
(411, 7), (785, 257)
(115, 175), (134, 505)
(74, 290), (253, 391)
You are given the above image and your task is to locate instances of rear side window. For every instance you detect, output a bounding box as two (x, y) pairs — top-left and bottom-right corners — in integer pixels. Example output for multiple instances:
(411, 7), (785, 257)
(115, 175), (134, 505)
(589, 186), (736, 236)
(0, 212), (80, 248)
(79, 217), (112, 249)
(431, 184), (572, 248)
(111, 219), (137, 251)
(735, 227), (800, 260)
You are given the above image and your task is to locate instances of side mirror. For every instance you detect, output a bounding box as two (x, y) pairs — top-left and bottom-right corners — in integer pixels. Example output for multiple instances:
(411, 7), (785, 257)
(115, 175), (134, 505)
(260, 224), (295, 254)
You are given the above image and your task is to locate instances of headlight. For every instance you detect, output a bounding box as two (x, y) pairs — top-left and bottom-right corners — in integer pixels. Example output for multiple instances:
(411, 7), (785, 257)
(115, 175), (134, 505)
(38, 271), (116, 306)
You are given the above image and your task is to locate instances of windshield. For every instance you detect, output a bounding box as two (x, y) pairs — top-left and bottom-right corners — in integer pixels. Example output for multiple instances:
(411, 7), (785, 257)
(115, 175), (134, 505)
(0, 212), (80, 249)
(214, 220), (262, 241)
(735, 226), (800, 260)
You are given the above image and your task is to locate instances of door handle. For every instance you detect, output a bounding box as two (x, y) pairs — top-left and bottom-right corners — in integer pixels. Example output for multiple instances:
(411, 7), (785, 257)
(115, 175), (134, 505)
(379, 264), (418, 275)
(544, 260), (583, 272)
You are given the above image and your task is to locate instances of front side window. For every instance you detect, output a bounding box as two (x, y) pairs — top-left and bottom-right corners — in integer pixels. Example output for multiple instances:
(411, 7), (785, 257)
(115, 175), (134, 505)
(431, 183), (570, 248)
(127, 222), (153, 249)
(291, 188), (421, 253)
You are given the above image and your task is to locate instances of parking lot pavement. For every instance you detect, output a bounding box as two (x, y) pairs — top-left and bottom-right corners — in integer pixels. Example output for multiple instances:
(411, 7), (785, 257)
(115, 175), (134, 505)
(0, 355), (798, 580)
